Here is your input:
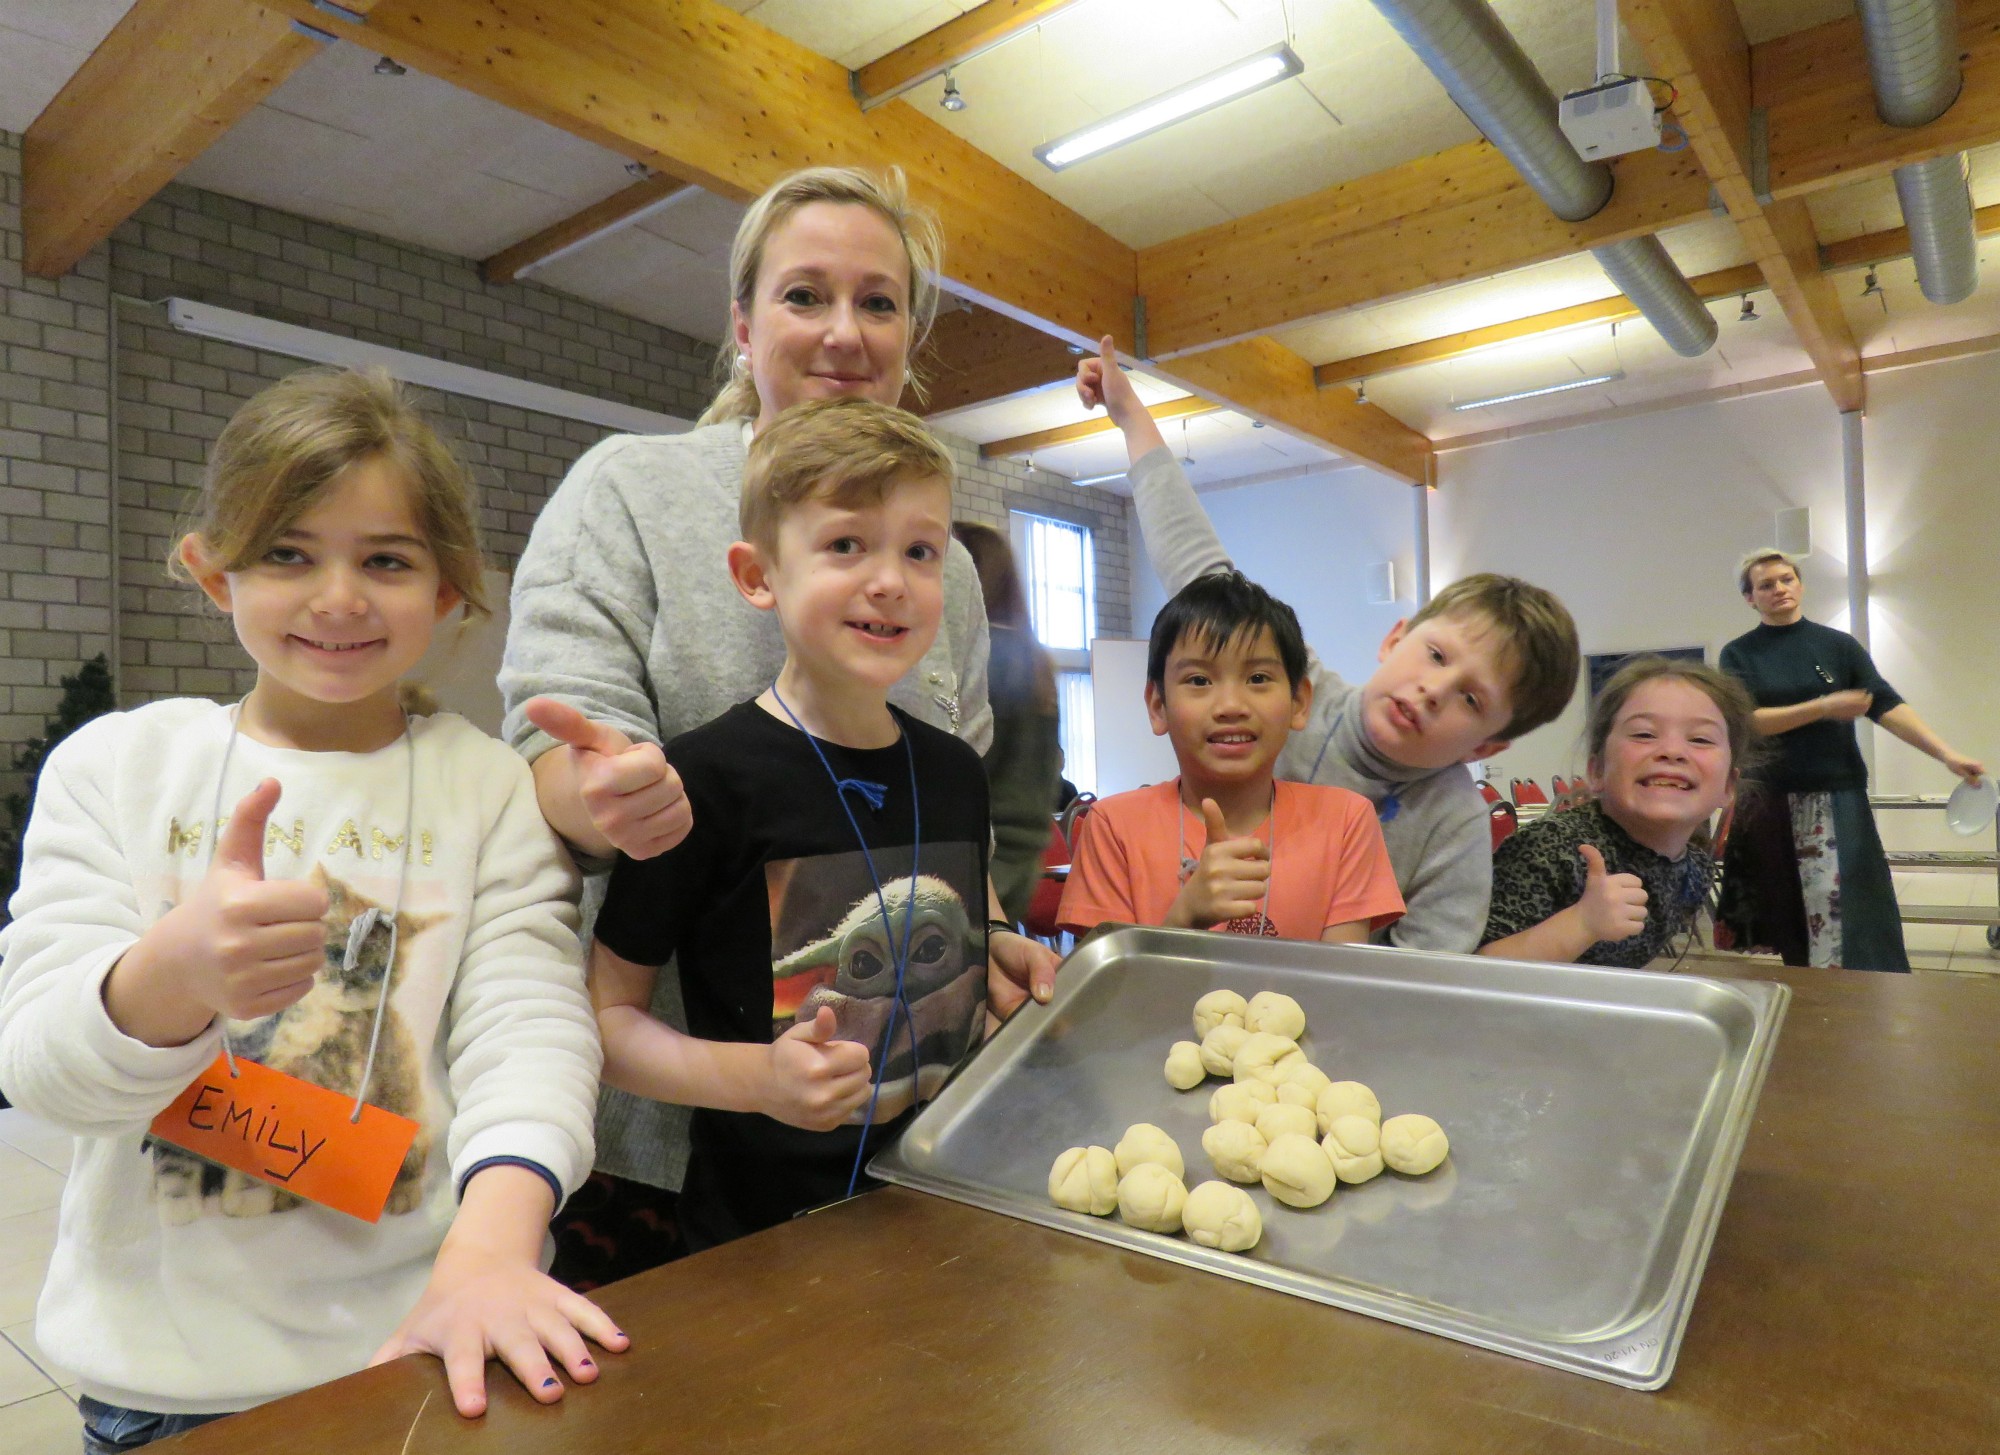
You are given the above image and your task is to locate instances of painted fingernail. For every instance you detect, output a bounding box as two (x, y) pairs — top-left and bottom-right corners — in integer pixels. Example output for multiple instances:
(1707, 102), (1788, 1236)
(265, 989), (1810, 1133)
(579, 1357), (595, 1367)
(542, 1377), (559, 1388)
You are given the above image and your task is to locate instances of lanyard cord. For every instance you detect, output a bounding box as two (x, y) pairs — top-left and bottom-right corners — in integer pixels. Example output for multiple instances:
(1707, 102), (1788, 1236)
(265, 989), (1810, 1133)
(767, 691), (922, 1199)
(1304, 702), (1402, 823)
(206, 706), (416, 1122)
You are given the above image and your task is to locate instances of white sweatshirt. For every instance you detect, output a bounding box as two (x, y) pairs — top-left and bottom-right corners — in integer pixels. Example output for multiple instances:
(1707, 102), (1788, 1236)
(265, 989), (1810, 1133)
(0, 700), (601, 1416)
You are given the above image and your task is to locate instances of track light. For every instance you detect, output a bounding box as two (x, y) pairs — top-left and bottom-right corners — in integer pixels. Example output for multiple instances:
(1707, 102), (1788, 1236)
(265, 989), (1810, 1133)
(372, 55), (406, 76)
(1738, 294), (1760, 322)
(1354, 378), (1368, 405)
(940, 69), (967, 112)
(624, 160), (652, 180)
(1861, 268), (1883, 299)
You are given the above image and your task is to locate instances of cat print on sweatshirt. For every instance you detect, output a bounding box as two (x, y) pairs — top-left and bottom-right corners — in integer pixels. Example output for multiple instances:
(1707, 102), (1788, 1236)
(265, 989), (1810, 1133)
(149, 866), (444, 1224)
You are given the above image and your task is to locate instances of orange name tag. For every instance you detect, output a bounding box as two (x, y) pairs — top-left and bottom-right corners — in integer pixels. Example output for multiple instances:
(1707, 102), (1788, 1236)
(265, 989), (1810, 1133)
(150, 1054), (421, 1224)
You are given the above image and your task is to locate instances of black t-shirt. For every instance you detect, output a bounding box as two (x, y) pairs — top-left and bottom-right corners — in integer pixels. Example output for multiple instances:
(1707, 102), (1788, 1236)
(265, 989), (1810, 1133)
(1480, 802), (1713, 969)
(594, 700), (992, 1251)
(1718, 619), (1902, 793)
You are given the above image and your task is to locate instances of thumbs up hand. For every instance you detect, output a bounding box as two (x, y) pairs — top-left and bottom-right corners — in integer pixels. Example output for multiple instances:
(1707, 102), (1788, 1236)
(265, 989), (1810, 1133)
(1167, 799), (1272, 929)
(763, 1007), (873, 1131)
(1575, 843), (1648, 945)
(525, 698), (690, 860)
(106, 779), (330, 1047)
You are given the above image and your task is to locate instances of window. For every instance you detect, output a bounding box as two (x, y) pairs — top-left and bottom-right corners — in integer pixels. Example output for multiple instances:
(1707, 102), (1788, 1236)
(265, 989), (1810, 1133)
(1012, 511), (1097, 793)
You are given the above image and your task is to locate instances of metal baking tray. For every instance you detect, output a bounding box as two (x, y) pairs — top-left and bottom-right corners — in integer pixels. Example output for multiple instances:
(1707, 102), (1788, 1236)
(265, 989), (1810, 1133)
(870, 925), (1788, 1389)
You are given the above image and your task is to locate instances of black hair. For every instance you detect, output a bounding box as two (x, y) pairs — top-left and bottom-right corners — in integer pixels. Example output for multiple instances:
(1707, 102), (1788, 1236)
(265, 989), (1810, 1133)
(1146, 570), (1309, 693)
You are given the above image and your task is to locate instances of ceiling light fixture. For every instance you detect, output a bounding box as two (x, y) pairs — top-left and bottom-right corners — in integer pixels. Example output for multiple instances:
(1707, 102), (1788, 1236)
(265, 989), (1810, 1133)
(624, 160), (652, 180)
(1450, 371), (1625, 412)
(1035, 43), (1304, 171)
(1071, 471), (1127, 487)
(372, 55), (406, 76)
(1738, 294), (1760, 322)
(940, 68), (967, 112)
(1354, 378), (1368, 405)
(1861, 268), (1883, 299)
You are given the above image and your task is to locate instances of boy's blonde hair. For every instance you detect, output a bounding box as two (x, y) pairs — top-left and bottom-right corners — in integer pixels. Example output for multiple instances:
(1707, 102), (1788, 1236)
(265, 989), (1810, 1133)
(1736, 547), (1801, 597)
(1409, 574), (1579, 739)
(698, 166), (945, 428)
(740, 398), (955, 553)
(172, 367), (489, 618)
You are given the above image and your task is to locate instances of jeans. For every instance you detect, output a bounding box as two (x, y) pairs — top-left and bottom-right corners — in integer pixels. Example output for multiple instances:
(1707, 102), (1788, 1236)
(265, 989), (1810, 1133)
(77, 1395), (227, 1454)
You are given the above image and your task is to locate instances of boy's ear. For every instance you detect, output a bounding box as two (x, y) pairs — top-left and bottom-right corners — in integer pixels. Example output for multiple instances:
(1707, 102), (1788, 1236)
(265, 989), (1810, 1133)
(1143, 679), (1171, 738)
(178, 534), (233, 613)
(1377, 618), (1410, 662)
(1288, 673), (1315, 732)
(726, 539), (777, 611)
(1457, 736), (1512, 767)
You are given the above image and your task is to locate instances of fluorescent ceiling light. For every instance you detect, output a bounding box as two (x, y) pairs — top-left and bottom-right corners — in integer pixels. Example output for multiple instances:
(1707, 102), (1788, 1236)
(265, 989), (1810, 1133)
(158, 297), (690, 436)
(1450, 371), (1626, 412)
(1069, 470), (1128, 487)
(1036, 44), (1304, 171)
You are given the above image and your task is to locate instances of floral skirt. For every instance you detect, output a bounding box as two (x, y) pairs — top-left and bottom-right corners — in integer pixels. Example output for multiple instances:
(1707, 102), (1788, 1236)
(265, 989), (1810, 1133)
(1719, 784), (1909, 972)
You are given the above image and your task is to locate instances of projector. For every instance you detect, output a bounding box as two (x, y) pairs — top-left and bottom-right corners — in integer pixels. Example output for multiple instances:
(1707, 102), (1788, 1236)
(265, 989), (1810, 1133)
(1558, 78), (1661, 161)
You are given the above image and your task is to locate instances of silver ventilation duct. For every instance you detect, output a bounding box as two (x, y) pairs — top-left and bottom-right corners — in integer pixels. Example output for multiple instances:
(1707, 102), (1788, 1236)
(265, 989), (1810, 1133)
(1367, 0), (1718, 356)
(1857, 0), (1977, 304)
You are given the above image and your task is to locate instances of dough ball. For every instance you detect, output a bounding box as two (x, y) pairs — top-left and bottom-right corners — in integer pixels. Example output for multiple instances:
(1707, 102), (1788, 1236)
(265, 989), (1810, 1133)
(1254, 1102), (1319, 1144)
(1322, 1114), (1385, 1185)
(1260, 1133), (1338, 1209)
(1114, 1122), (1186, 1180)
(1273, 1061), (1331, 1101)
(1201, 1119), (1268, 1183)
(1231, 1032), (1305, 1086)
(1245, 990), (1306, 1040)
(1182, 1180), (1263, 1252)
(1315, 1079), (1382, 1135)
(1199, 1023), (1252, 1078)
(1380, 1114), (1450, 1176)
(1192, 989), (1248, 1039)
(1164, 1040), (1206, 1090)
(1048, 1145), (1119, 1215)
(1116, 1163), (1188, 1234)
(1209, 1080), (1276, 1125)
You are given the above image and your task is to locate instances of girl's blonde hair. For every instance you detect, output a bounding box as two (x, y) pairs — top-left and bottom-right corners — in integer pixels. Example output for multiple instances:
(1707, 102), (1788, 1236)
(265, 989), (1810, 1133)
(173, 367), (490, 619)
(697, 166), (945, 428)
(1586, 656), (1760, 776)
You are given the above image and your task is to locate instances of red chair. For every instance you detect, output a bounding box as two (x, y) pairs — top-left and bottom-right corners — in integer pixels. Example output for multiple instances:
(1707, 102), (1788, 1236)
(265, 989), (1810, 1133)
(1476, 778), (1502, 805)
(1511, 778), (1549, 807)
(1489, 800), (1519, 852)
(1020, 795), (1096, 943)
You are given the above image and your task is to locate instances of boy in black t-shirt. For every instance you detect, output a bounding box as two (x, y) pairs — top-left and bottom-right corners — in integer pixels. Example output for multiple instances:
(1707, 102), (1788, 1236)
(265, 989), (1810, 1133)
(589, 399), (1058, 1251)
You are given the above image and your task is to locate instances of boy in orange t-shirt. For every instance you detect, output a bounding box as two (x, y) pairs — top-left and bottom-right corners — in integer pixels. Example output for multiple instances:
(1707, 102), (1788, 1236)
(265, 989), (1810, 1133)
(1059, 571), (1403, 941)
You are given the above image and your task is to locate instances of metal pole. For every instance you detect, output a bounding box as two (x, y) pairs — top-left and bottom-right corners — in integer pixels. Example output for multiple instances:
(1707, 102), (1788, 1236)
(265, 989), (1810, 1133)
(1841, 407), (1871, 772)
(1412, 485), (1433, 606)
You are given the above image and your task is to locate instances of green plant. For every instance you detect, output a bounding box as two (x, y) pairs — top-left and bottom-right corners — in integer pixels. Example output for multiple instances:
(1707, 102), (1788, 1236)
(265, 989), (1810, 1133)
(2, 654), (116, 926)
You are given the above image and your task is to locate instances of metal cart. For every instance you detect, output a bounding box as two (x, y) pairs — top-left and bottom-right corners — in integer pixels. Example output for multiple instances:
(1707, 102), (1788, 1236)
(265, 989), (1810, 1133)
(1875, 794), (2000, 951)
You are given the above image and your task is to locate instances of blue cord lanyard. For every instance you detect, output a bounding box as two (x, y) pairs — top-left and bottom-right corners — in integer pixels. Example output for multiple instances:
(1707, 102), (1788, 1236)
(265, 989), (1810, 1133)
(768, 689), (922, 1199)
(1304, 704), (1400, 824)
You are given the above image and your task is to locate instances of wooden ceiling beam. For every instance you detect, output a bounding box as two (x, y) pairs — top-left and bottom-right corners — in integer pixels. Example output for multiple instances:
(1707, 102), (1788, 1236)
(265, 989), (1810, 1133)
(21, 0), (357, 277)
(1625, 0), (1861, 411)
(1135, 139), (1714, 359)
(1821, 201), (2000, 270)
(980, 395), (1219, 459)
(852, 0), (1086, 109)
(907, 305), (1081, 417)
(480, 171), (697, 285)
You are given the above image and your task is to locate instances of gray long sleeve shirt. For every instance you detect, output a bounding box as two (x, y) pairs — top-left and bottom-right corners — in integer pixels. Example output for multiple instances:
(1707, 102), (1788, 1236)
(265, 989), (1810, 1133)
(1128, 446), (1491, 953)
(500, 422), (993, 1189)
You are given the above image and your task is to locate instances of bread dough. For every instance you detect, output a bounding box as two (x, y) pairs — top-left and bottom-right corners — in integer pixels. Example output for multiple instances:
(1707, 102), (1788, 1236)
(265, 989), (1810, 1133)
(1201, 1119), (1268, 1183)
(1116, 1162), (1188, 1233)
(1253, 1102), (1319, 1143)
(1209, 1080), (1276, 1125)
(1231, 1032), (1305, 1086)
(1245, 990), (1306, 1039)
(1048, 1145), (1119, 1215)
(1380, 1114), (1450, 1175)
(1260, 1132), (1337, 1208)
(1198, 1023), (1252, 1078)
(1192, 989), (1248, 1039)
(1321, 1114), (1385, 1185)
(1315, 1080), (1382, 1135)
(1182, 1180), (1263, 1252)
(1114, 1122), (1186, 1180)
(1272, 1062), (1330, 1107)
(1164, 1040), (1206, 1090)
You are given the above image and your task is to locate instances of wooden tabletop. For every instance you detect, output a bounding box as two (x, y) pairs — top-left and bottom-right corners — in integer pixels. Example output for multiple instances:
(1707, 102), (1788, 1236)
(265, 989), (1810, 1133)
(165, 964), (2000, 1454)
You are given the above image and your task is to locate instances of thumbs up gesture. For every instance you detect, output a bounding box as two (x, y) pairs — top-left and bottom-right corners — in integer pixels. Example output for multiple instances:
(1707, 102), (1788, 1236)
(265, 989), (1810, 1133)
(1575, 843), (1648, 945)
(1075, 334), (1166, 459)
(1167, 799), (1272, 929)
(763, 1007), (873, 1131)
(525, 698), (690, 860)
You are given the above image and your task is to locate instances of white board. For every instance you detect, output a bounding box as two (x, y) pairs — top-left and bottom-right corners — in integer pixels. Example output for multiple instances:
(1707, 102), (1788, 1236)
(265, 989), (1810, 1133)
(1091, 637), (1179, 797)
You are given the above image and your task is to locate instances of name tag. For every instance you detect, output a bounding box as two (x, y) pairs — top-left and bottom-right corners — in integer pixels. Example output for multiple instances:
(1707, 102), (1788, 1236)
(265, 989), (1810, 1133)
(150, 1054), (422, 1224)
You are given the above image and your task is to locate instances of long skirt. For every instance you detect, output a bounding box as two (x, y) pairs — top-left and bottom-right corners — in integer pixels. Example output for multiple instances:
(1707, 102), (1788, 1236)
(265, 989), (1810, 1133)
(1719, 784), (1910, 972)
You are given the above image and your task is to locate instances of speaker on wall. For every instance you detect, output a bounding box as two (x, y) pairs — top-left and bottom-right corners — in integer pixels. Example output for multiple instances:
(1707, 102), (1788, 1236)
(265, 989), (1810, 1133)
(1366, 561), (1397, 605)
(1774, 507), (1811, 556)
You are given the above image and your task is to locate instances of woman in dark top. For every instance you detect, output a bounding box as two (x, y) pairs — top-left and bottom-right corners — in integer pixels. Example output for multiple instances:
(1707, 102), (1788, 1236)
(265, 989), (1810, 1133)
(1718, 549), (1986, 970)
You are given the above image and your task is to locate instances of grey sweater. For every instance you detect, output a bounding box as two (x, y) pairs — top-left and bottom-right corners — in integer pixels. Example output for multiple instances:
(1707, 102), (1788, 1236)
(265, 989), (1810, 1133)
(1128, 446), (1491, 953)
(500, 422), (993, 1189)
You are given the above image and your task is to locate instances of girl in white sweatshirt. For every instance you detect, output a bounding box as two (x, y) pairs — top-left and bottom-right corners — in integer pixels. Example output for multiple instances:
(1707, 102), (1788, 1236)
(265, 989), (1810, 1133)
(0, 368), (618, 1447)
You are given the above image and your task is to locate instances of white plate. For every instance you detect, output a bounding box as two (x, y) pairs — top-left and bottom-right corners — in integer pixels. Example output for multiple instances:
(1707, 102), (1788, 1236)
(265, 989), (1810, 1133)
(1945, 776), (1999, 835)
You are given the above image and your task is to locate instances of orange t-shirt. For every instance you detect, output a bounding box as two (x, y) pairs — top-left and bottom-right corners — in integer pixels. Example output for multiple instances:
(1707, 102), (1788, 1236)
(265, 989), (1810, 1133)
(1057, 779), (1405, 940)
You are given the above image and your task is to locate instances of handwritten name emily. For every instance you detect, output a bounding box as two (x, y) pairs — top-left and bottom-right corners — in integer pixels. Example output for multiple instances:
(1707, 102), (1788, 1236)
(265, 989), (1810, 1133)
(185, 1081), (328, 1182)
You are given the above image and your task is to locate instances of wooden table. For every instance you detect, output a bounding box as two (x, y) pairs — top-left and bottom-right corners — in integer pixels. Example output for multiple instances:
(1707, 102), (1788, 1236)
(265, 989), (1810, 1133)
(165, 965), (2000, 1453)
